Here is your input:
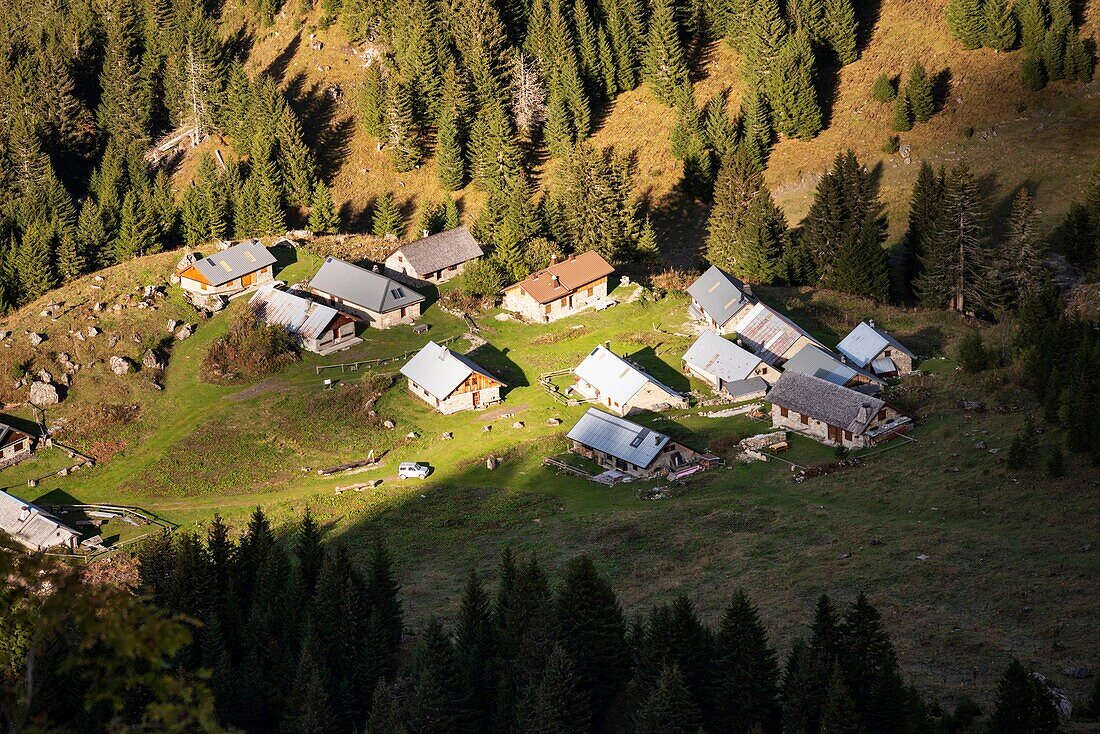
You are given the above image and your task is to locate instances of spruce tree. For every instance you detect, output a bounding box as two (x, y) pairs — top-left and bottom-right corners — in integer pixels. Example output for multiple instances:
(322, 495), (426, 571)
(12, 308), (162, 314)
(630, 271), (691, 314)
(891, 92), (912, 132)
(987, 659), (1060, 733)
(946, 0), (986, 49)
(308, 182), (340, 235)
(114, 190), (157, 263)
(1015, 0), (1048, 57)
(1021, 56), (1047, 90)
(820, 662), (865, 734)
(634, 665), (704, 734)
(1063, 30), (1093, 83)
(372, 192), (404, 239)
(957, 330), (988, 373)
(743, 0), (788, 89)
(872, 73), (896, 102)
(1042, 23), (1067, 81)
(1046, 446), (1066, 477)
(386, 79), (423, 172)
(436, 106), (466, 190)
(904, 162), (946, 287)
(16, 221), (57, 302)
(514, 645), (590, 734)
(643, 0), (691, 105)
(714, 590), (782, 734)
(740, 91), (774, 168)
(365, 681), (406, 734)
(455, 571), (495, 731)
(636, 216), (660, 262)
(838, 593), (898, 718)
(823, 0), (858, 64)
(905, 62), (935, 123)
(706, 149), (764, 270)
(361, 65), (387, 138)
(735, 194), (788, 285)
(56, 231), (85, 282)
(827, 214), (891, 301)
(407, 619), (470, 734)
(76, 200), (107, 272)
(998, 188), (1046, 307)
(276, 109), (317, 208)
(983, 0), (1018, 51)
(444, 198), (461, 230)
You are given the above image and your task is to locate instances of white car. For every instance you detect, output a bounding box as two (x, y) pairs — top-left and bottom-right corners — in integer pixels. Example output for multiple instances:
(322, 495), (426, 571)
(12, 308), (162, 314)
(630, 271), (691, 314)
(398, 462), (431, 479)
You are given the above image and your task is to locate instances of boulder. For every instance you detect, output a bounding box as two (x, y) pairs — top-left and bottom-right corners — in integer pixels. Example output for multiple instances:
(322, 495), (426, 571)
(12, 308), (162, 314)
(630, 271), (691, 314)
(94, 275), (105, 283)
(93, 302), (104, 312)
(167, 319), (180, 333)
(109, 356), (133, 376)
(86, 326), (100, 338)
(29, 381), (60, 406)
(512, 421), (525, 429)
(207, 295), (229, 312)
(441, 432), (453, 440)
(108, 336), (118, 348)
(28, 332), (45, 346)
(36, 369), (53, 384)
(175, 325), (193, 341)
(142, 349), (167, 370)
(382, 419), (396, 429)
(546, 417), (563, 425)
(406, 431), (419, 439)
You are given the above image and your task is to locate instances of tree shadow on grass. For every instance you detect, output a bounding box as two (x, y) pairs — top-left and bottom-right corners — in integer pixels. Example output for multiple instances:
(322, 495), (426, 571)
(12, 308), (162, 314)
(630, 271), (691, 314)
(626, 346), (690, 393)
(465, 343), (530, 393)
(932, 68), (954, 114)
(340, 198), (374, 234)
(262, 30), (302, 84)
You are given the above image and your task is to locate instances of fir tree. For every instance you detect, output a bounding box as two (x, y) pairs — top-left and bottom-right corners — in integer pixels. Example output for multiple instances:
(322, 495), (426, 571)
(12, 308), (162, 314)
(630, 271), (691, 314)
(114, 190), (157, 263)
(891, 92), (912, 132)
(983, 0), (1018, 51)
(365, 681), (406, 734)
(823, 0), (858, 64)
(1063, 30), (1093, 83)
(366, 538), (403, 668)
(707, 149), (764, 270)
(904, 162), (946, 287)
(957, 330), (988, 373)
(636, 216), (660, 262)
(276, 109), (317, 208)
(735, 194), (789, 285)
(771, 31), (823, 140)
(1021, 56), (1047, 90)
(702, 93), (740, 161)
(16, 220), (56, 302)
(436, 106), (466, 190)
(740, 91), (774, 168)
(743, 0), (788, 88)
(1042, 23), (1067, 81)
(308, 182), (340, 235)
(634, 665), (704, 734)
(280, 634), (340, 734)
(998, 188), (1046, 308)
(56, 230), (85, 282)
(905, 62), (935, 123)
(469, 102), (522, 195)
(714, 589), (782, 734)
(386, 79), (423, 172)
(407, 619), (470, 734)
(515, 645), (590, 734)
(444, 198), (461, 230)
(76, 200), (107, 272)
(372, 193), (404, 239)
(1015, 0), (1048, 57)
(872, 73), (896, 102)
(946, 0), (986, 50)
(827, 214), (890, 301)
(361, 65), (387, 138)
(1046, 446), (1066, 477)
(820, 662), (865, 734)
(987, 659), (1060, 733)
(455, 571), (495, 731)
(643, 0), (691, 105)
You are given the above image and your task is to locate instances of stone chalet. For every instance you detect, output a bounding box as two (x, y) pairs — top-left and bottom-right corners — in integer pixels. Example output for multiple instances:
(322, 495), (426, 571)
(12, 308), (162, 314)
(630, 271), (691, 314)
(0, 419), (33, 469)
(682, 330), (775, 401)
(566, 408), (702, 478)
(501, 252), (615, 322)
(686, 266), (756, 335)
(384, 226), (484, 286)
(176, 240), (277, 300)
(0, 490), (80, 552)
(308, 257), (425, 329)
(400, 341), (505, 414)
(767, 371), (912, 449)
(836, 321), (917, 377)
(248, 285), (360, 355)
(572, 345), (687, 416)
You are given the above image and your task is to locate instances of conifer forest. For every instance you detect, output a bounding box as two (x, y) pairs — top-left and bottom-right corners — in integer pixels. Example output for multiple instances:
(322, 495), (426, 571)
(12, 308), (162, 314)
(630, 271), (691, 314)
(0, 0), (1098, 731)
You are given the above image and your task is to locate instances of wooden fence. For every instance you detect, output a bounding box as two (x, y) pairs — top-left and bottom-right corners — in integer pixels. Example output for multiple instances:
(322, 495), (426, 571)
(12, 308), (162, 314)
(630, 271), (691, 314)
(315, 334), (461, 374)
(43, 503), (177, 563)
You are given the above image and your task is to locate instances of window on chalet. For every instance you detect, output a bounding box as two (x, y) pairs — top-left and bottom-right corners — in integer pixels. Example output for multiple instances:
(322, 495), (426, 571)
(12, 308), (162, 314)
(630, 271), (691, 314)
(800, 414), (809, 425)
(779, 407), (788, 418)
(587, 287), (593, 296)
(545, 304), (551, 314)
(560, 297), (567, 307)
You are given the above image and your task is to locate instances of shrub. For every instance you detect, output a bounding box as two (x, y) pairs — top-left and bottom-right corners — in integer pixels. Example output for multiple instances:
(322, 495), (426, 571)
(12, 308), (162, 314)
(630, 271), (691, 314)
(1021, 56), (1046, 90)
(202, 305), (299, 383)
(872, 73), (897, 102)
(460, 258), (506, 299)
(956, 330), (988, 373)
(883, 135), (901, 154)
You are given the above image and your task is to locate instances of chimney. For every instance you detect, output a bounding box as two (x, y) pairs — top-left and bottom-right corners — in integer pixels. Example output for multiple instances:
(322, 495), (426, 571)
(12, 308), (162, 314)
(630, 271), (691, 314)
(422, 229), (430, 238)
(654, 434), (661, 445)
(604, 340), (611, 350)
(372, 264), (380, 272)
(551, 274), (559, 285)
(550, 254), (559, 265)
(868, 318), (875, 329)
(743, 283), (753, 297)
(18, 506), (29, 522)
(857, 404), (872, 425)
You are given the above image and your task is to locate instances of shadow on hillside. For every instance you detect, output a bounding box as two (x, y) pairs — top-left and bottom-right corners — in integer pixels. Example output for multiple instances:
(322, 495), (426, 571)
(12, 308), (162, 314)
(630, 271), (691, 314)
(284, 72), (356, 182)
(855, 0), (884, 56)
(272, 245), (300, 277)
(263, 30), (302, 84)
(906, 325), (947, 357)
(340, 199), (375, 234)
(815, 54), (844, 131)
(932, 68), (954, 114)
(224, 26), (255, 64)
(466, 343), (529, 393)
(988, 179), (1039, 242)
(627, 346), (690, 393)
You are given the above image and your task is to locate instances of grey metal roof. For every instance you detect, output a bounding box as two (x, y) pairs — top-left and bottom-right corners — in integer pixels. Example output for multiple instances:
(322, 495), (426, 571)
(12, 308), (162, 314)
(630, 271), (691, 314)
(768, 371), (885, 434)
(390, 226), (483, 276)
(871, 357), (898, 374)
(683, 330), (763, 383)
(566, 408), (671, 468)
(733, 302), (822, 365)
(190, 240), (277, 287)
(249, 285), (341, 341)
(782, 344), (883, 388)
(0, 490), (79, 552)
(400, 341), (501, 400)
(836, 321), (915, 368)
(310, 257), (425, 313)
(686, 266), (754, 327)
(723, 376), (769, 400)
(573, 345), (680, 405)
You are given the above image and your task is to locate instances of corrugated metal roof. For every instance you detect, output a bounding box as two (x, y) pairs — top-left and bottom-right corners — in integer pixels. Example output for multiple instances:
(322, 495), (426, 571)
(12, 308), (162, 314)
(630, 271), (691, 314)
(400, 341), (502, 400)
(310, 257), (425, 313)
(249, 285), (340, 341)
(733, 302), (822, 365)
(566, 408), (670, 468)
(683, 330), (763, 383)
(836, 321), (915, 368)
(189, 240), (277, 287)
(390, 226), (483, 276)
(723, 376), (769, 400)
(782, 344), (883, 388)
(573, 345), (680, 405)
(871, 357), (898, 374)
(686, 266), (754, 327)
(0, 490), (79, 552)
(768, 371), (885, 434)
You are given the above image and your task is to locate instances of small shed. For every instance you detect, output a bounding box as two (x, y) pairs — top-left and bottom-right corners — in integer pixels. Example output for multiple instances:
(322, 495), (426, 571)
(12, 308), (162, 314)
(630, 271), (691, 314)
(400, 341), (505, 414)
(836, 321), (916, 376)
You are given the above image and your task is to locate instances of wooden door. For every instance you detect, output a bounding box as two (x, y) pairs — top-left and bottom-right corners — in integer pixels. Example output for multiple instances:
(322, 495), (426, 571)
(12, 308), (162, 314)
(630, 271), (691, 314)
(472, 390), (481, 407)
(827, 425), (842, 443)
(242, 272), (254, 287)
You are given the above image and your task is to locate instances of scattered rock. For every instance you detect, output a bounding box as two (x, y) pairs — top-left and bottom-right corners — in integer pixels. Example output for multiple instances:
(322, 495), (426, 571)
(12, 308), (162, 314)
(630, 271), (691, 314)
(958, 400), (985, 412)
(1033, 673), (1073, 719)
(988, 447), (1001, 454)
(512, 421), (525, 429)
(916, 554), (930, 561)
(108, 336), (119, 348)
(870, 538), (885, 546)
(486, 456), (499, 470)
(109, 356), (133, 375)
(86, 326), (100, 338)
(142, 349), (167, 370)
(36, 369), (53, 384)
(483, 425), (492, 432)
(93, 302), (104, 312)
(547, 417), (563, 426)
(406, 431), (419, 439)
(74, 331), (85, 342)
(167, 319), (180, 333)
(112, 303), (123, 311)
(94, 275), (105, 283)
(28, 332), (45, 346)
(174, 325), (193, 341)
(382, 419), (396, 429)
(838, 552), (852, 559)
(29, 381), (60, 406)
(441, 432), (453, 440)
(1061, 666), (1092, 679)
(974, 440), (987, 450)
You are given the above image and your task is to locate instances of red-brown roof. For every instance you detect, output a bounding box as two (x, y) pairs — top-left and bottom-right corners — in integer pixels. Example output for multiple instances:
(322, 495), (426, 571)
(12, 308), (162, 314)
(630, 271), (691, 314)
(505, 251), (615, 304)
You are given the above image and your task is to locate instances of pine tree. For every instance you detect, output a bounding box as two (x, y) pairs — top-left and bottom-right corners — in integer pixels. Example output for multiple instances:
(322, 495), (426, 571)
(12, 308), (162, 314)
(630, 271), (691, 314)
(790, 0), (827, 42)
(714, 590), (782, 734)
(983, 0), (1018, 51)
(361, 65), (387, 138)
(514, 645), (590, 734)
(636, 216), (660, 262)
(366, 538), (403, 668)
(987, 659), (1060, 733)
(436, 106), (466, 190)
(455, 571), (495, 731)
(386, 79), (423, 172)
(407, 619), (470, 734)
(740, 91), (774, 168)
(56, 229), (85, 283)
(946, 0), (986, 50)
(1021, 56), (1047, 90)
(444, 198), (461, 230)
(707, 149), (764, 270)
(276, 109), (317, 208)
(891, 92), (912, 132)
(702, 93), (740, 161)
(735, 194), (788, 285)
(820, 662), (865, 734)
(16, 221), (56, 302)
(252, 155), (287, 237)
(838, 593), (898, 718)
(1042, 23), (1067, 81)
(643, 0), (691, 105)
(827, 214), (890, 301)
(1016, 0), (1048, 57)
(904, 163), (946, 287)
(743, 0), (788, 89)
(469, 102), (522, 195)
(872, 73), (896, 102)
(308, 182), (339, 234)
(998, 188), (1046, 307)
(823, 0), (858, 64)
(280, 633), (340, 734)
(365, 681), (406, 734)
(634, 665), (704, 734)
(114, 190), (157, 263)
(957, 330), (988, 372)
(76, 199), (107, 272)
(1063, 30), (1093, 83)
(770, 31), (823, 140)
(372, 193), (404, 239)
(544, 86), (577, 157)
(905, 62), (935, 123)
